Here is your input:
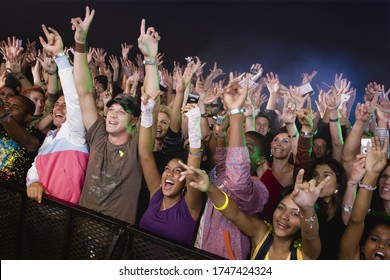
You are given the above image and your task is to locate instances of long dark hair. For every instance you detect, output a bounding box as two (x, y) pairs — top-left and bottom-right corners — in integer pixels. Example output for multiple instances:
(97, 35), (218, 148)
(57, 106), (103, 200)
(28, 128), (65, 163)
(306, 158), (347, 219)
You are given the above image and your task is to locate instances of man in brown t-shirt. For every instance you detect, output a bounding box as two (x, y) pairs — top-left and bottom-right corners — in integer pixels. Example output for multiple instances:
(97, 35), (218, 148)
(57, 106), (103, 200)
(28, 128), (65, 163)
(72, 7), (160, 224)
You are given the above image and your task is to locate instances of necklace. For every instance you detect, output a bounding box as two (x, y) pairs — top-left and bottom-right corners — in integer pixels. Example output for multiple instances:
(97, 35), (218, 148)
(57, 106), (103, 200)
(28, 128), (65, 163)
(162, 198), (180, 211)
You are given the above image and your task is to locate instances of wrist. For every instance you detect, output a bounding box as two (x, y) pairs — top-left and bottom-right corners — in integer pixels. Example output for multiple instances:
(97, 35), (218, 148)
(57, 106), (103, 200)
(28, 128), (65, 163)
(143, 59), (157, 66)
(347, 180), (359, 186)
(75, 42), (88, 53)
(300, 131), (313, 138)
(228, 108), (246, 116)
(143, 56), (156, 61)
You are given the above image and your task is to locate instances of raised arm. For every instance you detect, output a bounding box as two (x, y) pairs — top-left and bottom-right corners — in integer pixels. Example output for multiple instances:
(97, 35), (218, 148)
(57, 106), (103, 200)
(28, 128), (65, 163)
(291, 169), (329, 260)
(338, 136), (387, 259)
(183, 164), (268, 245)
(139, 93), (161, 196)
(39, 25), (86, 140)
(324, 88), (344, 162)
(138, 18), (162, 196)
(181, 104), (202, 218)
(71, 6), (97, 130)
(341, 101), (371, 178)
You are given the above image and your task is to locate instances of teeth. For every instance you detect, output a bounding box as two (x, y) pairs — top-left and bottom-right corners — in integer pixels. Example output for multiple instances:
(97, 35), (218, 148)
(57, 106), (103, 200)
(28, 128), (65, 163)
(277, 221), (287, 228)
(373, 251), (385, 260)
(165, 179), (174, 184)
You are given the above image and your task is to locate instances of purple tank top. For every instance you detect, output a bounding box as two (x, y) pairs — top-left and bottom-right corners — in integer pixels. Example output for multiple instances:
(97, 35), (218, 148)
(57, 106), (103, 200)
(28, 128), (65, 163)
(139, 188), (197, 245)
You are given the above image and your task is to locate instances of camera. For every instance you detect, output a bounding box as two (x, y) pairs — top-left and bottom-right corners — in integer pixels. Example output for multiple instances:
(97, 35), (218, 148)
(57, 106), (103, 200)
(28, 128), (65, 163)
(187, 92), (199, 104)
(213, 114), (226, 125)
(360, 138), (372, 154)
(185, 56), (196, 63)
(338, 93), (351, 109)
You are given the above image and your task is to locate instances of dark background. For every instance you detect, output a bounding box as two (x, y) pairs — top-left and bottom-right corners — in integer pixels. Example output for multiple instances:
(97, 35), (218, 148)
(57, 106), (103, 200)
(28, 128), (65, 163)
(2, 0), (390, 103)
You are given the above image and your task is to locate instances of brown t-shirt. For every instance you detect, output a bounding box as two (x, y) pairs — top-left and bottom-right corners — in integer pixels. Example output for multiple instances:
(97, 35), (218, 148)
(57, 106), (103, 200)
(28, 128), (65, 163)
(78, 116), (142, 224)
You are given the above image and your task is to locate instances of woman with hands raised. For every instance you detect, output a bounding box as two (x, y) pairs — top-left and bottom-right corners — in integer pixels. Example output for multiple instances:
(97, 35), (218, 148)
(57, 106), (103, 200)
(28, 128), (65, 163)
(194, 73), (269, 260)
(138, 90), (203, 245)
(183, 163), (328, 260)
(339, 136), (390, 260)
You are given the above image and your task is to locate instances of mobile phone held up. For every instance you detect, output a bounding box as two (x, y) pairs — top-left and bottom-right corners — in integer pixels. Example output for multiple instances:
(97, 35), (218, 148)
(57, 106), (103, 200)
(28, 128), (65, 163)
(360, 138), (372, 154)
(297, 83), (314, 96)
(213, 114), (226, 125)
(187, 92), (199, 104)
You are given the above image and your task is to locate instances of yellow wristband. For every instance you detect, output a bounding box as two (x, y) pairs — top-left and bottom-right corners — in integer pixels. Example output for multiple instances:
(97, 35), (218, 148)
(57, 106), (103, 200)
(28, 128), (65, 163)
(213, 191), (229, 211)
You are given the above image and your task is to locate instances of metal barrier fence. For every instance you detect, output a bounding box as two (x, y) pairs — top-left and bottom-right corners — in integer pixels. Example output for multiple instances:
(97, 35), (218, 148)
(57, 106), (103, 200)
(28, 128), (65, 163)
(0, 181), (224, 260)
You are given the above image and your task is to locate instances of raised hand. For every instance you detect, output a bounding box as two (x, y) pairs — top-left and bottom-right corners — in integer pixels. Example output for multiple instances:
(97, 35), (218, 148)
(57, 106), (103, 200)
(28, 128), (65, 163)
(223, 72), (249, 111)
(203, 80), (223, 104)
(36, 56), (57, 75)
(349, 155), (366, 185)
(301, 70), (318, 85)
(264, 72), (281, 96)
(25, 39), (37, 58)
(315, 89), (328, 118)
(297, 98), (315, 130)
(291, 169), (330, 211)
(209, 62), (224, 79)
(109, 55), (119, 71)
(161, 68), (173, 89)
(121, 42), (133, 60)
(324, 88), (341, 112)
(365, 136), (388, 174)
(289, 85), (308, 111)
(71, 6), (95, 44)
(1, 36), (23, 58)
(276, 93), (297, 125)
(179, 162), (210, 192)
(249, 63), (263, 83)
(156, 52), (165, 68)
(137, 19), (160, 60)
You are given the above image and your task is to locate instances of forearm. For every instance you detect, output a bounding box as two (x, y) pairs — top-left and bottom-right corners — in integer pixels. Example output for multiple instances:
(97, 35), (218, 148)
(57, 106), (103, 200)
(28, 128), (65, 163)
(342, 180), (357, 225)
(342, 121), (365, 162)
(286, 122), (298, 157)
(328, 113), (344, 161)
(14, 73), (33, 90)
(166, 87), (173, 105)
(228, 114), (244, 147)
(350, 172), (379, 224)
(74, 48), (94, 97)
(265, 94), (277, 111)
(198, 101), (211, 138)
(1, 118), (40, 151)
(170, 89), (184, 133)
(143, 58), (159, 98)
(245, 115), (255, 132)
(113, 69), (119, 83)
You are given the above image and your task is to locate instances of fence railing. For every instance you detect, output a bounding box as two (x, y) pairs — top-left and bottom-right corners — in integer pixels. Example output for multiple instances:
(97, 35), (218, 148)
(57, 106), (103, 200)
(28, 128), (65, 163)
(0, 181), (224, 260)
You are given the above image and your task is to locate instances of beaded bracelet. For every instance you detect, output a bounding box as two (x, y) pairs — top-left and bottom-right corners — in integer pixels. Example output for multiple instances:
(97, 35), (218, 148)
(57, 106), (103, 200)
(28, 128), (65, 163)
(213, 191), (229, 211)
(358, 182), (377, 191)
(299, 211), (317, 229)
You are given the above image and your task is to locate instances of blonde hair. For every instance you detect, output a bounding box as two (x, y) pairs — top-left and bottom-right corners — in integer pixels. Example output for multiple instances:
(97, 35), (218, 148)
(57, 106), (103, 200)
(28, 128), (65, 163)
(159, 105), (171, 118)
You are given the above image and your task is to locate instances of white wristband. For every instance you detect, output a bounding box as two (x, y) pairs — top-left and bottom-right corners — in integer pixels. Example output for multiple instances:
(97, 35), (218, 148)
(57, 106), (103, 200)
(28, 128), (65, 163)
(140, 98), (156, 128)
(186, 107), (201, 149)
